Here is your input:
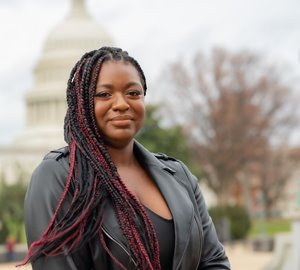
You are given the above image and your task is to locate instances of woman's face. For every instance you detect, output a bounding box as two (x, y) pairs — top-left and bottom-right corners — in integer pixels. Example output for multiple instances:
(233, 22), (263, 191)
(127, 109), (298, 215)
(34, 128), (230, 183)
(94, 60), (145, 148)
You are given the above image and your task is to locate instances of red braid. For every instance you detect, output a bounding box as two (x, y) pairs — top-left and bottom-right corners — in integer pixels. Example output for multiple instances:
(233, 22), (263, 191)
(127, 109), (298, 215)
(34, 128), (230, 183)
(23, 47), (161, 270)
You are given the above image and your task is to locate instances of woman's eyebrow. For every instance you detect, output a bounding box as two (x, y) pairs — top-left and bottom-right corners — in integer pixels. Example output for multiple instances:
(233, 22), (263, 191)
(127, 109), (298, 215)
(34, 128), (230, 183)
(124, 81), (143, 88)
(96, 83), (113, 89)
(96, 82), (142, 89)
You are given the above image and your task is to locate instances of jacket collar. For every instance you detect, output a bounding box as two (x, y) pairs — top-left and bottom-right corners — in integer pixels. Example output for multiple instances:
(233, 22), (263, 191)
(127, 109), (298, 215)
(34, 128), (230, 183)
(102, 141), (194, 269)
(134, 141), (195, 269)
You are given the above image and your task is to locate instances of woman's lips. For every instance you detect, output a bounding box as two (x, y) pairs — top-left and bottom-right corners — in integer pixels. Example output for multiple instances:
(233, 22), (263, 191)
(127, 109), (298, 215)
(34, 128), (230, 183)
(110, 115), (133, 121)
(109, 115), (133, 127)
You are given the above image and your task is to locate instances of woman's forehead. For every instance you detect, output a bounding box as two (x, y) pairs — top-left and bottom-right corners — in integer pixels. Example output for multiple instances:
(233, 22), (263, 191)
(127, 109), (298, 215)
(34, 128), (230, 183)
(98, 61), (141, 81)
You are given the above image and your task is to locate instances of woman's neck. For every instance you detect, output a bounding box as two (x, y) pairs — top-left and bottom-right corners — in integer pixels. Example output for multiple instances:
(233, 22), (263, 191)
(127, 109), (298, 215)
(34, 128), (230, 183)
(107, 140), (136, 167)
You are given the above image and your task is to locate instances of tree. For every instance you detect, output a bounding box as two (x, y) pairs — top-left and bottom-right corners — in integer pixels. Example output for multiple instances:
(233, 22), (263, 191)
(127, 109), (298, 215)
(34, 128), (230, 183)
(253, 147), (297, 218)
(161, 48), (299, 206)
(0, 164), (28, 243)
(136, 105), (193, 171)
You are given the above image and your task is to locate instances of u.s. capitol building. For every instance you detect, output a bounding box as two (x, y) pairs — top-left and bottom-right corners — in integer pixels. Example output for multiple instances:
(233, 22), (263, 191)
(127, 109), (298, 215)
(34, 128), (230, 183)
(0, 0), (113, 183)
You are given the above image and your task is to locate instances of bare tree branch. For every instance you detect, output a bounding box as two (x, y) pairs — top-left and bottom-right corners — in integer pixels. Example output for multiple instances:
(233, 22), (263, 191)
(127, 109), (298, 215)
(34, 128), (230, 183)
(159, 47), (300, 207)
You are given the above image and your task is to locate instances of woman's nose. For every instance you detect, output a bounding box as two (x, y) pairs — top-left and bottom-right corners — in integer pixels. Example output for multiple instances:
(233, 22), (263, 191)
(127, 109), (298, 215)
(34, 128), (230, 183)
(112, 94), (130, 111)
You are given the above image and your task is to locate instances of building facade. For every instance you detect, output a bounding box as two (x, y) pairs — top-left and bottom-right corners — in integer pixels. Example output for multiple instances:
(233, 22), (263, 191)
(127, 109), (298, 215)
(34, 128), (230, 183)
(0, 0), (113, 184)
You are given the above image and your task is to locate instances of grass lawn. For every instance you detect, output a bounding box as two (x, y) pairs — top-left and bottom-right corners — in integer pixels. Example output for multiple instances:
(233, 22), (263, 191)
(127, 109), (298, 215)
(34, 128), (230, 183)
(248, 218), (292, 237)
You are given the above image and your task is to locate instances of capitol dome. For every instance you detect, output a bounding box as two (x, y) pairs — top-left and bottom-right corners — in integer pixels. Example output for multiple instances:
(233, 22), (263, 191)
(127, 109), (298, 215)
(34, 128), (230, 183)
(43, 0), (112, 63)
(17, 0), (113, 149)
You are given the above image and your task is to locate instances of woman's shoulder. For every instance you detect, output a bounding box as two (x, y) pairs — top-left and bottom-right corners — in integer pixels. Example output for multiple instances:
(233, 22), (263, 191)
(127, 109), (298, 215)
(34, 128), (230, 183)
(153, 152), (190, 172)
(153, 152), (198, 187)
(43, 146), (70, 162)
(37, 146), (70, 172)
(28, 146), (70, 193)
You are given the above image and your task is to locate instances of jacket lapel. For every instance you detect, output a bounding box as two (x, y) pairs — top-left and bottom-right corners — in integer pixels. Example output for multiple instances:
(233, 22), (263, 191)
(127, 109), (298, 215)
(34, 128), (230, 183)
(134, 141), (195, 269)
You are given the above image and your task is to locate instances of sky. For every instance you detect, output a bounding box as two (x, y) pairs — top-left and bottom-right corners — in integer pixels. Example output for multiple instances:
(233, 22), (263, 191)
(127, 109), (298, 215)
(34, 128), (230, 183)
(0, 0), (299, 144)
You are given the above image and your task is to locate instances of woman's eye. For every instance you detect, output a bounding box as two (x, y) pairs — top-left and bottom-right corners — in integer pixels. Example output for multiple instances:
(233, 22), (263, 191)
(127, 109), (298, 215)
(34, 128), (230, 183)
(128, 90), (142, 97)
(94, 92), (111, 98)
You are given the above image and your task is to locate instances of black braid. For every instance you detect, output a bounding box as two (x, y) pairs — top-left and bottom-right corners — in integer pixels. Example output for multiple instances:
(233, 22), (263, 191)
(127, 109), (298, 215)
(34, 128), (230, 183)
(25, 46), (160, 270)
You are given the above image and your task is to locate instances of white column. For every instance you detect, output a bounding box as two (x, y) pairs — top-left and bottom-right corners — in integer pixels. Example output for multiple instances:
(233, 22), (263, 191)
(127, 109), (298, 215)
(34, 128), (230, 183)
(292, 219), (300, 270)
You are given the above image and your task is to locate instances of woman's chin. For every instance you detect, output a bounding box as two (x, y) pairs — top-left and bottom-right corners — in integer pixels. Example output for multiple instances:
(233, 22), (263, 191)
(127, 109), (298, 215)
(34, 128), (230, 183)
(103, 134), (135, 149)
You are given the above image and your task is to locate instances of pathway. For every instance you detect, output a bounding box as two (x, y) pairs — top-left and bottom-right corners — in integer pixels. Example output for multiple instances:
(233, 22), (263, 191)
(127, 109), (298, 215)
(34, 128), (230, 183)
(0, 242), (273, 270)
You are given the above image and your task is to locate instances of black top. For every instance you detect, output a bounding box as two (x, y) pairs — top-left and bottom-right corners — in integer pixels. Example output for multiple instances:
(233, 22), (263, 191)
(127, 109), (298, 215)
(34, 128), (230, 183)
(144, 206), (175, 270)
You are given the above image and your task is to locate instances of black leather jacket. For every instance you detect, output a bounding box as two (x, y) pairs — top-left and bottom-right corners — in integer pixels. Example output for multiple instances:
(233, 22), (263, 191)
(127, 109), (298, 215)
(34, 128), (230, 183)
(25, 141), (231, 270)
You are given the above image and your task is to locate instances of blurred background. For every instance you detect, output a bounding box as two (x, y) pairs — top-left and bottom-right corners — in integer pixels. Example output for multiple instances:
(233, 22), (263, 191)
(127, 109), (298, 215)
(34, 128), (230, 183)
(0, 0), (300, 269)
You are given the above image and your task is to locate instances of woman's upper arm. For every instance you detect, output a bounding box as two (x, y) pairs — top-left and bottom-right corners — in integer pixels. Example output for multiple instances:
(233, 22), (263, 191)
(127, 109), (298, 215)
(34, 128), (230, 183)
(25, 157), (70, 242)
(24, 158), (81, 270)
(178, 162), (231, 269)
(192, 182), (231, 269)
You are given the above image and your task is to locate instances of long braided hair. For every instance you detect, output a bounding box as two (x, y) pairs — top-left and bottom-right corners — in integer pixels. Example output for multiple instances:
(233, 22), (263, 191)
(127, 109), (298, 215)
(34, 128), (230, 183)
(25, 47), (161, 269)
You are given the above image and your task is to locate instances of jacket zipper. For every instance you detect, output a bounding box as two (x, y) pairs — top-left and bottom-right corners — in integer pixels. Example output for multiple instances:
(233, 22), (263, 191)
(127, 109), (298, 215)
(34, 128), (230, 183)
(101, 226), (138, 268)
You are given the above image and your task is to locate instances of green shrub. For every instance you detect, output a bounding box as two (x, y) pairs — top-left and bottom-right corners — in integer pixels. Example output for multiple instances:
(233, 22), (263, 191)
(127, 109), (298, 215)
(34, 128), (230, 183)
(209, 205), (251, 241)
(249, 218), (291, 237)
(0, 221), (10, 244)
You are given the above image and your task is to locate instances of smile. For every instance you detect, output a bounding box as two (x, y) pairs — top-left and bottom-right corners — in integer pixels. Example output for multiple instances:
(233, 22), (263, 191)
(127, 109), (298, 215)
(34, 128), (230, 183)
(110, 115), (133, 121)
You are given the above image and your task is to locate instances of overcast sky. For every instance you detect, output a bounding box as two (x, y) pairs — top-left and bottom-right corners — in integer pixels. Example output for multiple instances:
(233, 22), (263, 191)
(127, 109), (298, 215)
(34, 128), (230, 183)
(0, 0), (299, 144)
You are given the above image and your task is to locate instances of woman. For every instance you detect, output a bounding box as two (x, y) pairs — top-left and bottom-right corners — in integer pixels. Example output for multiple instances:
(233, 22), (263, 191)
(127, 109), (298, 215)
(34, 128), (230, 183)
(24, 47), (231, 269)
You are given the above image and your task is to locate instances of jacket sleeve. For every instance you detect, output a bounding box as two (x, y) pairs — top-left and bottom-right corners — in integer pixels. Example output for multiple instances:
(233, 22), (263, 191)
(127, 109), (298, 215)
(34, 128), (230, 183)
(24, 158), (92, 270)
(179, 162), (231, 270)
